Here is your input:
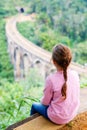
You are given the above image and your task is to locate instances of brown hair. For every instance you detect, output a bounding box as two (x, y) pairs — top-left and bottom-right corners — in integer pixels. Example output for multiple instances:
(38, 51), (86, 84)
(52, 44), (72, 99)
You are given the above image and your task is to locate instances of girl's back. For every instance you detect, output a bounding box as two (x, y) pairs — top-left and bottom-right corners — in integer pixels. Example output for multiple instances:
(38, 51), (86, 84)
(46, 69), (80, 124)
(30, 44), (80, 125)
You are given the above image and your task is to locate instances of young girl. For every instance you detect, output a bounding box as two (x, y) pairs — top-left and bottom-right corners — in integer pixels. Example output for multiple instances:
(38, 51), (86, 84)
(30, 44), (80, 124)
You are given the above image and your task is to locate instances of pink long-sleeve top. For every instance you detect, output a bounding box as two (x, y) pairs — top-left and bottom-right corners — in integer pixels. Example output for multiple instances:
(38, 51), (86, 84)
(41, 69), (80, 124)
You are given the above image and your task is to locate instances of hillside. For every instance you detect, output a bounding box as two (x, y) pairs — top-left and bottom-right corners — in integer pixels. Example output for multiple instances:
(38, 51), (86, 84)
(18, 0), (87, 65)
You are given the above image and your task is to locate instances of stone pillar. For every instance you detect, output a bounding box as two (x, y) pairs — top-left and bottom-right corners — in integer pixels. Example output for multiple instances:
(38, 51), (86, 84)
(14, 48), (21, 81)
(23, 54), (29, 77)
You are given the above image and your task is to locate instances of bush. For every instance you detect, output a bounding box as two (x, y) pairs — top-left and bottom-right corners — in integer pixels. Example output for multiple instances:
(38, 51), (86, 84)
(0, 20), (14, 81)
(0, 69), (43, 130)
(73, 42), (87, 64)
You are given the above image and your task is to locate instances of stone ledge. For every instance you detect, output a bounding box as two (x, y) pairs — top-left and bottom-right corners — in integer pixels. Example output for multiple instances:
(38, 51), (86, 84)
(6, 111), (87, 130)
(6, 113), (65, 130)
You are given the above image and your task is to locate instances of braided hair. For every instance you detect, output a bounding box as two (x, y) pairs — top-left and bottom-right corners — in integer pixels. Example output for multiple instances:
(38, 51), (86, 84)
(52, 44), (72, 99)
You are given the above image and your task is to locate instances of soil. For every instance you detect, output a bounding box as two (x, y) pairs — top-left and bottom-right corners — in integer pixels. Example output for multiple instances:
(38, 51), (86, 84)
(60, 111), (87, 130)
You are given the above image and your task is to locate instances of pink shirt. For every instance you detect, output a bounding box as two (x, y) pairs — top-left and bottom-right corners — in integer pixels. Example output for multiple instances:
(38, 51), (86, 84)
(41, 69), (80, 124)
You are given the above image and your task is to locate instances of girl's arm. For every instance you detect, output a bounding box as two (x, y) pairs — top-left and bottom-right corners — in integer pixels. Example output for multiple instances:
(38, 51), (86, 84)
(41, 77), (53, 106)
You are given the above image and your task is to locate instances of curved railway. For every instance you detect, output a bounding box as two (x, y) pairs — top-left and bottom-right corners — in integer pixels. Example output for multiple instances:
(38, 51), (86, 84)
(6, 14), (87, 77)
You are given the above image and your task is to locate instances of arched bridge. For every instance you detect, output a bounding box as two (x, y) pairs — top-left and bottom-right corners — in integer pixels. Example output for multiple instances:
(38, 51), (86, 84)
(5, 14), (87, 80)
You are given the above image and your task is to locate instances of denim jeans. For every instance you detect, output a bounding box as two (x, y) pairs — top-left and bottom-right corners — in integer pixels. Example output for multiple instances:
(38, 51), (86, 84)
(30, 102), (49, 119)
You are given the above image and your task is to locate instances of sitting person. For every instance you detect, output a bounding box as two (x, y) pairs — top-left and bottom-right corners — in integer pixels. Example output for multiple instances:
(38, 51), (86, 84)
(30, 44), (80, 124)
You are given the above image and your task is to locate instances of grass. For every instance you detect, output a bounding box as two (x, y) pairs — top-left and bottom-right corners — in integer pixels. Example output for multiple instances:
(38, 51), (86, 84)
(0, 69), (44, 130)
(0, 84), (43, 130)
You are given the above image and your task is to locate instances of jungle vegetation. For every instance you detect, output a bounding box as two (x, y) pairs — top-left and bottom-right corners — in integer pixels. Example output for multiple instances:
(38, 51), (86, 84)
(0, 0), (87, 129)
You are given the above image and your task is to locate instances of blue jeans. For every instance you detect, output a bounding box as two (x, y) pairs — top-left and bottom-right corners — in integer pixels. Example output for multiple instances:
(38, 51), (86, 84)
(30, 102), (49, 119)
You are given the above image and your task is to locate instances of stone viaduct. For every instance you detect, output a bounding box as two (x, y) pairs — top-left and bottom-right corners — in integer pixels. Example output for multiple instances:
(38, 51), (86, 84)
(5, 14), (87, 81)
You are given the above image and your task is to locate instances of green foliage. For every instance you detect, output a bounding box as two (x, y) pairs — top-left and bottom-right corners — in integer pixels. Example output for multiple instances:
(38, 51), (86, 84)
(17, 21), (72, 51)
(37, 12), (52, 26)
(0, 20), (14, 81)
(28, 0), (87, 44)
(0, 0), (17, 18)
(0, 70), (43, 130)
(17, 21), (39, 45)
(73, 42), (87, 64)
(17, 0), (87, 64)
(80, 76), (87, 88)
